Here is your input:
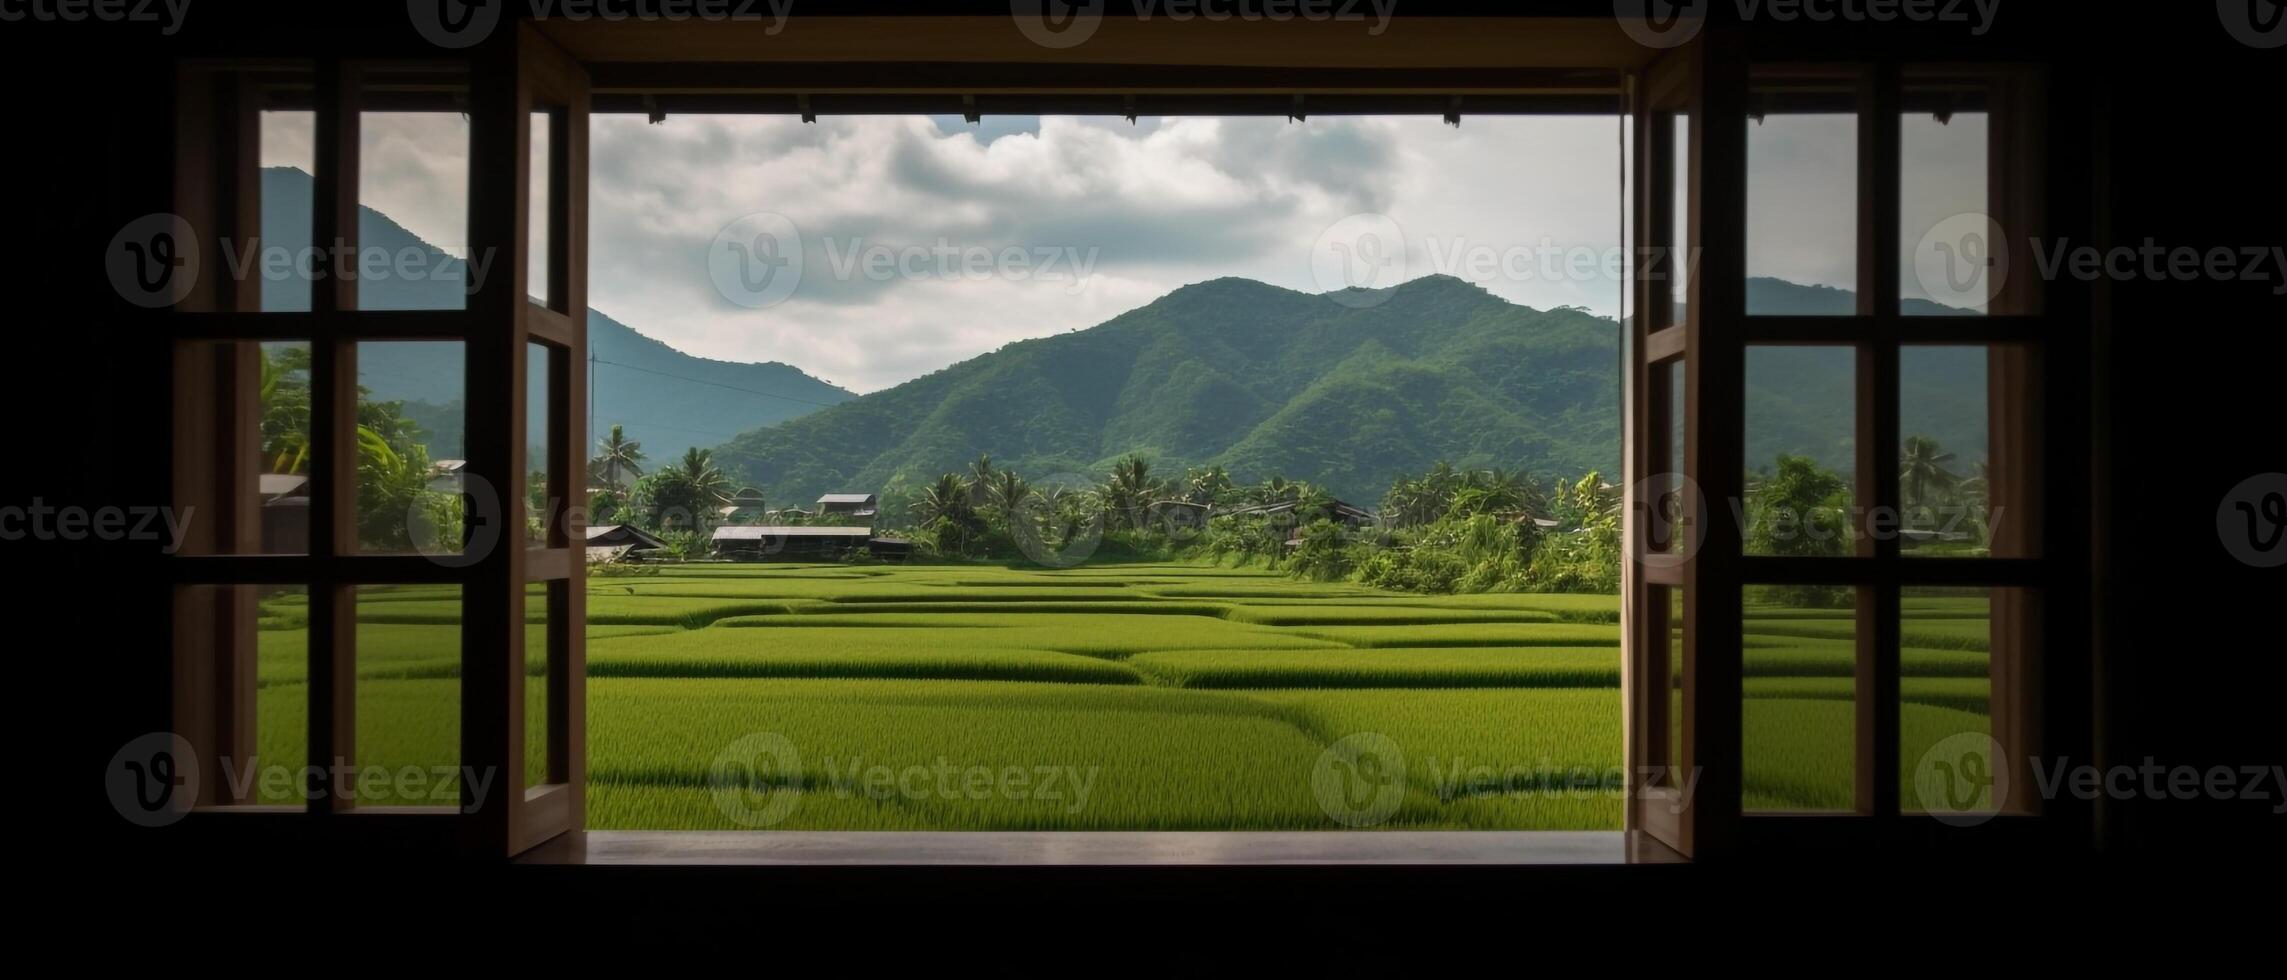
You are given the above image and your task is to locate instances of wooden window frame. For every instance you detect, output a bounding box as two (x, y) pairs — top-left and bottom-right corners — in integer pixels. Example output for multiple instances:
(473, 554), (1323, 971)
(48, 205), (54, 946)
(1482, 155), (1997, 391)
(165, 26), (591, 857)
(1626, 27), (2068, 859)
(149, 14), (2090, 865)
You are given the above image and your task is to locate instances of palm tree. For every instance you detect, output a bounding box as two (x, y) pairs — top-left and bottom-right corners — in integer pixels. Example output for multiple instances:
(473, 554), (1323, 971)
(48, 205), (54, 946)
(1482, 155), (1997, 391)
(1184, 465), (1234, 506)
(592, 424), (646, 492)
(986, 469), (1032, 515)
(679, 447), (733, 509)
(1248, 475), (1297, 507)
(1100, 454), (1160, 529)
(914, 472), (974, 526)
(1899, 435), (1961, 516)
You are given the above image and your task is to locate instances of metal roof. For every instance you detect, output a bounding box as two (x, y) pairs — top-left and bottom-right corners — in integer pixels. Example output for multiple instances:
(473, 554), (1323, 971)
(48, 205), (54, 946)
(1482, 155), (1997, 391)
(712, 525), (873, 539)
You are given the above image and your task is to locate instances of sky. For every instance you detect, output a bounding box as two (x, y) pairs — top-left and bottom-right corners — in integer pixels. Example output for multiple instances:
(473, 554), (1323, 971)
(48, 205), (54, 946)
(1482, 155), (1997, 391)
(262, 108), (1984, 394)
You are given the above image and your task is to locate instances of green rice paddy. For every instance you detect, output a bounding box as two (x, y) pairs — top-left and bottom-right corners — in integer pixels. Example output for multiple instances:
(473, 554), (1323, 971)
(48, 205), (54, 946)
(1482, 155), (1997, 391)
(244, 565), (1998, 828)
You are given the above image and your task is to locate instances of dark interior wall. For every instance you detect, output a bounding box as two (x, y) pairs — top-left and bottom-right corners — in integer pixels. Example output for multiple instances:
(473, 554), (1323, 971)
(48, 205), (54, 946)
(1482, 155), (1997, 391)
(2073, 22), (2286, 858)
(1, 4), (2278, 869)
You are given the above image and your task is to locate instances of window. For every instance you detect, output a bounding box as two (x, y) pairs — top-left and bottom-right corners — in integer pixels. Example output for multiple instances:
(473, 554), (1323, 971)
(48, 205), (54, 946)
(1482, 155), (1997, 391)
(1628, 54), (2049, 851)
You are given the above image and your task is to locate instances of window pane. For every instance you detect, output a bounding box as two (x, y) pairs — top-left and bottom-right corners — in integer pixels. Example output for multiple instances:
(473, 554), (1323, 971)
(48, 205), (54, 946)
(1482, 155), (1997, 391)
(1747, 80), (1859, 314)
(356, 341), (466, 554)
(358, 108), (471, 311)
(176, 341), (311, 555)
(1903, 76), (1995, 315)
(355, 584), (461, 807)
(1902, 586), (1998, 815)
(1900, 346), (1990, 557)
(527, 341), (553, 547)
(252, 585), (310, 804)
(1743, 587), (1859, 812)
(1745, 346), (1856, 556)
(526, 582), (553, 788)
(529, 109), (554, 307)
(1647, 359), (1689, 556)
(177, 584), (308, 805)
(1668, 111), (1691, 326)
(260, 109), (316, 312)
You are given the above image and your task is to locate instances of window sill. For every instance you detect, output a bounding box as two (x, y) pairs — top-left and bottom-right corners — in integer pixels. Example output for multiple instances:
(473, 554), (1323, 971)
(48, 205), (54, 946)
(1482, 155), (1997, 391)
(518, 830), (1683, 867)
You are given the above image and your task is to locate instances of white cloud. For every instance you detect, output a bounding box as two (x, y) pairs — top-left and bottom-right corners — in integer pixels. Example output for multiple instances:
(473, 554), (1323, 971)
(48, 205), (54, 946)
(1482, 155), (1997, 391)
(289, 108), (1938, 394)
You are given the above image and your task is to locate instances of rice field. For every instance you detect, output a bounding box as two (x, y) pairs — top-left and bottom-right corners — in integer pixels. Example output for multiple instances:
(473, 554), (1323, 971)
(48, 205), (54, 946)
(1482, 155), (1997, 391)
(243, 564), (1998, 827)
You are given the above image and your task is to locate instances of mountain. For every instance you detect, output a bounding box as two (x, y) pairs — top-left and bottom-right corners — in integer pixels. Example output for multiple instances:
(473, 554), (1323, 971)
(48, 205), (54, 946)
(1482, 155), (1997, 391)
(715, 274), (1989, 507)
(257, 167), (853, 460)
(716, 275), (1620, 505)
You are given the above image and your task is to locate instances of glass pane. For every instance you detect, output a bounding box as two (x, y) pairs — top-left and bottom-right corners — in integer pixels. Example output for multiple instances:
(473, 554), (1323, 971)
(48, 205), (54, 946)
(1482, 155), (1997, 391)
(176, 584), (308, 805)
(1743, 587), (1859, 812)
(527, 341), (553, 547)
(356, 341), (466, 554)
(177, 341), (311, 555)
(252, 585), (310, 804)
(1902, 76), (1995, 315)
(1670, 586), (1685, 775)
(1747, 81), (1859, 314)
(528, 109), (553, 307)
(1668, 111), (1691, 327)
(1744, 346), (1856, 557)
(1900, 346), (1989, 557)
(358, 108), (471, 311)
(526, 582), (553, 788)
(1657, 360), (1687, 554)
(355, 584), (461, 807)
(1902, 586), (2000, 816)
(260, 109), (316, 312)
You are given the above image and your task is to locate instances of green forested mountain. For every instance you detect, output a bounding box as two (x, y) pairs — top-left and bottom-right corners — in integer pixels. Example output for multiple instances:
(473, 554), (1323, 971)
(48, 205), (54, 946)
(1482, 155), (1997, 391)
(259, 167), (854, 459)
(716, 275), (1621, 504)
(714, 274), (1988, 505)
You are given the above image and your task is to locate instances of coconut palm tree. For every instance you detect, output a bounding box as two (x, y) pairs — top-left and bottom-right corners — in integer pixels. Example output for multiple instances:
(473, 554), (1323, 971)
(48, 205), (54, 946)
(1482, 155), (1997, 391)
(1100, 454), (1160, 529)
(913, 472), (974, 526)
(1899, 435), (1961, 516)
(679, 447), (733, 509)
(985, 469), (1031, 515)
(592, 424), (645, 492)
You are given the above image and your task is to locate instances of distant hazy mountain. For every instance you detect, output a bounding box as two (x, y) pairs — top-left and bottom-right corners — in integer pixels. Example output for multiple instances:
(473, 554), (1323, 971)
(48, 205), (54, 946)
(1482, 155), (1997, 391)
(715, 274), (1988, 506)
(258, 167), (853, 460)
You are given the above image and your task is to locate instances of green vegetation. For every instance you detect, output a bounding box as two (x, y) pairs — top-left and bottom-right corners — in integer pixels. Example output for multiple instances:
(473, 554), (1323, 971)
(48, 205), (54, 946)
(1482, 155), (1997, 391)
(244, 565), (1997, 828)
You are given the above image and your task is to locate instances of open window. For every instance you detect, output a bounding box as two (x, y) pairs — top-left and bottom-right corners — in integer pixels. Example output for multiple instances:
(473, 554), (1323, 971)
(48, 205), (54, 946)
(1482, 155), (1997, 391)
(167, 26), (590, 857)
(1625, 32), (2056, 856)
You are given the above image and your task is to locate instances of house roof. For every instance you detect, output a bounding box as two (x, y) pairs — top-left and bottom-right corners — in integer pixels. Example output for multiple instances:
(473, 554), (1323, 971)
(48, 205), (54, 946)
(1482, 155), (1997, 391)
(259, 473), (309, 498)
(1217, 498), (1375, 521)
(586, 524), (668, 549)
(817, 493), (876, 505)
(713, 525), (874, 540)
